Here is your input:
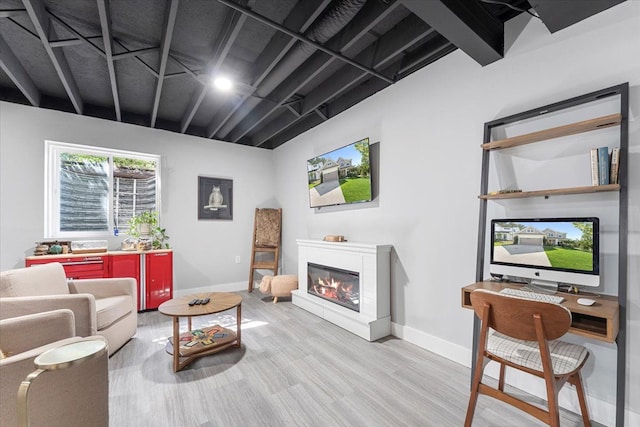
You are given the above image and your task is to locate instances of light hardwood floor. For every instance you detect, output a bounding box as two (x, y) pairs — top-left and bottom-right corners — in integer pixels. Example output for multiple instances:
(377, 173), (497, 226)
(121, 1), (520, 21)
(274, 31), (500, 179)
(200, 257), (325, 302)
(108, 291), (590, 426)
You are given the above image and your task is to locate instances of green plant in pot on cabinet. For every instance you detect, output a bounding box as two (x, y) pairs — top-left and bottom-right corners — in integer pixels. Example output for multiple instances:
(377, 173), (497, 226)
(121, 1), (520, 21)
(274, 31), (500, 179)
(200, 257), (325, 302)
(127, 211), (170, 250)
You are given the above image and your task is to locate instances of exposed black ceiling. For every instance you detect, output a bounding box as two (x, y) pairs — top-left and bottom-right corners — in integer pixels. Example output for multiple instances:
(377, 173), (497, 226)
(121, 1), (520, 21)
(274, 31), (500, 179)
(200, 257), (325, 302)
(0, 0), (624, 149)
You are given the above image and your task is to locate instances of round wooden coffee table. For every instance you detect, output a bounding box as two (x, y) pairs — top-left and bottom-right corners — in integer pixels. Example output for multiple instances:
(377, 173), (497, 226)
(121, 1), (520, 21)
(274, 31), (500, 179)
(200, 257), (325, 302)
(158, 292), (242, 372)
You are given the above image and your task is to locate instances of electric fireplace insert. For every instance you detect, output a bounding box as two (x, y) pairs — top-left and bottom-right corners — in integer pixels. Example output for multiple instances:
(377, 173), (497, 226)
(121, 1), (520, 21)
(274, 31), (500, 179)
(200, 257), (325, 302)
(307, 262), (360, 312)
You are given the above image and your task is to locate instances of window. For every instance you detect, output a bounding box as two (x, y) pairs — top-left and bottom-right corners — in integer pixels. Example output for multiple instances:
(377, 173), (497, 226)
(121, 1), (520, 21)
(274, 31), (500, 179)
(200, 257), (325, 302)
(45, 141), (160, 238)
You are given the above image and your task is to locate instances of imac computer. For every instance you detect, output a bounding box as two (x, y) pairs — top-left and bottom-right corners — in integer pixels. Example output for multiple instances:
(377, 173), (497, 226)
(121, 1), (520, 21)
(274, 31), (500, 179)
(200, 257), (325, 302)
(490, 217), (600, 291)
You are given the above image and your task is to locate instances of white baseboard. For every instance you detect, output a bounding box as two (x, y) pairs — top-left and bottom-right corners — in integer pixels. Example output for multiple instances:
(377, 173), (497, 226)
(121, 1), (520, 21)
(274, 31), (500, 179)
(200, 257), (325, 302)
(173, 281), (247, 297)
(390, 321), (631, 427)
(390, 322), (472, 368)
(627, 409), (640, 426)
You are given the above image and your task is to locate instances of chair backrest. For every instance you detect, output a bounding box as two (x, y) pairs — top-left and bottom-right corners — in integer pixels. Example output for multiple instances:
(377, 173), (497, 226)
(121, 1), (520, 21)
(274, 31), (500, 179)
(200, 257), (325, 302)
(0, 263), (70, 297)
(254, 208), (282, 248)
(470, 289), (571, 341)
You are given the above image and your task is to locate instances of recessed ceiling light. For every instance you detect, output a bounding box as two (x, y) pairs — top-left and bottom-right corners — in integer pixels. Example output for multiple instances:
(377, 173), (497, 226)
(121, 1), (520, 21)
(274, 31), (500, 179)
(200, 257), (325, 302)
(213, 76), (232, 91)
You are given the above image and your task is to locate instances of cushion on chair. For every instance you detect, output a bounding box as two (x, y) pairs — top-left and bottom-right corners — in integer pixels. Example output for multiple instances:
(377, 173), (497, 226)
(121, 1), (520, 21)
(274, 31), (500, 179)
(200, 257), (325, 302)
(0, 263), (70, 297)
(255, 209), (281, 247)
(95, 296), (132, 330)
(487, 331), (588, 375)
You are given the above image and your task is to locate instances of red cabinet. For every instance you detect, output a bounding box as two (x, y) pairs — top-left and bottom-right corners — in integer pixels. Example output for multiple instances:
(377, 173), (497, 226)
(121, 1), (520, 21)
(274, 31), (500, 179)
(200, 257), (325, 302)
(26, 255), (108, 279)
(144, 251), (173, 310)
(26, 250), (173, 311)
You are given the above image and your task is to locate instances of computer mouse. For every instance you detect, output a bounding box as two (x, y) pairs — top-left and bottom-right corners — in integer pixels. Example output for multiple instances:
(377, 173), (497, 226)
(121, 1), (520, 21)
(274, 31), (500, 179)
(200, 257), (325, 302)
(577, 298), (595, 306)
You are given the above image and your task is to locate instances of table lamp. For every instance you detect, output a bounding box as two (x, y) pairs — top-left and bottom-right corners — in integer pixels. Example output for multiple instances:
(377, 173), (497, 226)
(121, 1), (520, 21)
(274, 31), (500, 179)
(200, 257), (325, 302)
(17, 339), (107, 427)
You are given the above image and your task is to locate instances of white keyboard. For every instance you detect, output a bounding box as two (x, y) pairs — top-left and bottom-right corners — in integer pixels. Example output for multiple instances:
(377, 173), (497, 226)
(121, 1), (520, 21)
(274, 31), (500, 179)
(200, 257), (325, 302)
(499, 288), (565, 304)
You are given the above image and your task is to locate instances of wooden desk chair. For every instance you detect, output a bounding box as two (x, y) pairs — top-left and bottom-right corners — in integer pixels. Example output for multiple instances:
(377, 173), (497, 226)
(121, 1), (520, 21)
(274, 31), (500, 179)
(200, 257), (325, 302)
(465, 289), (590, 427)
(248, 208), (282, 292)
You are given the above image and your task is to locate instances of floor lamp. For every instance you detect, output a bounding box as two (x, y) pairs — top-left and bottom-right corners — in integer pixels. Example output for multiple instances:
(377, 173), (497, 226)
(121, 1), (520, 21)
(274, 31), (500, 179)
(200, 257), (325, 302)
(17, 339), (107, 427)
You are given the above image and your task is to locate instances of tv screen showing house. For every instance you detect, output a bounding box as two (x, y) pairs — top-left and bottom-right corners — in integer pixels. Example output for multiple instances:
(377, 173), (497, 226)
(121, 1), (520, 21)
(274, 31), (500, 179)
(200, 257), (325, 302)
(307, 138), (372, 208)
(491, 219), (597, 273)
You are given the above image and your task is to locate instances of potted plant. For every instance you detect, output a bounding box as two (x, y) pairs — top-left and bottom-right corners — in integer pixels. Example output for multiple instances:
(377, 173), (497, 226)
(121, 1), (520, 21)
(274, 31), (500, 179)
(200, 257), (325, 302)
(152, 226), (170, 249)
(127, 211), (158, 238)
(127, 211), (170, 250)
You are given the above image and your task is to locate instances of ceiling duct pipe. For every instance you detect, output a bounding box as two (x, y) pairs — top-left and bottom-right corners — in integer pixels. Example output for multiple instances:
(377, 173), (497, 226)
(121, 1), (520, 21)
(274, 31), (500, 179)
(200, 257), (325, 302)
(215, 0), (366, 139)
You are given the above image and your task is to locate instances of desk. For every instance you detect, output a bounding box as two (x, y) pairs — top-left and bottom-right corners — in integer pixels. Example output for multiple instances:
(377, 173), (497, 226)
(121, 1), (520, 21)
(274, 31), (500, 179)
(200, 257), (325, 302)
(461, 282), (619, 343)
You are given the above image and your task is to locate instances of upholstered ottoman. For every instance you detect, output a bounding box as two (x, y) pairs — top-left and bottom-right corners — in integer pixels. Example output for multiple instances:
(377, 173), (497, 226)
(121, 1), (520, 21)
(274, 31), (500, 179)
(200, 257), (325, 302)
(259, 275), (298, 303)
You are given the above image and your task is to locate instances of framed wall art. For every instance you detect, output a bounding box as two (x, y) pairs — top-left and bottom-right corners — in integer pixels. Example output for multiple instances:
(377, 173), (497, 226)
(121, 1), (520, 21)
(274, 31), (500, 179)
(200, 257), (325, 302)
(198, 176), (233, 220)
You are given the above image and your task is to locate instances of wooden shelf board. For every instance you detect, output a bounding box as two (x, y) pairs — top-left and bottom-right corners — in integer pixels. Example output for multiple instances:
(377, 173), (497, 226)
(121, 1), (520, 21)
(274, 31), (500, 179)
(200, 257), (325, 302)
(252, 260), (277, 269)
(479, 184), (620, 200)
(482, 113), (621, 150)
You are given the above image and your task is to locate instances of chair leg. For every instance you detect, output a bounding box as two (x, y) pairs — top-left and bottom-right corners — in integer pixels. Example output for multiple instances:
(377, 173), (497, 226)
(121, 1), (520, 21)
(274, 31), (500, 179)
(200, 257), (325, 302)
(464, 357), (486, 427)
(545, 379), (561, 427)
(466, 303), (492, 427)
(273, 296), (278, 303)
(570, 373), (591, 426)
(498, 363), (506, 391)
(248, 268), (255, 293)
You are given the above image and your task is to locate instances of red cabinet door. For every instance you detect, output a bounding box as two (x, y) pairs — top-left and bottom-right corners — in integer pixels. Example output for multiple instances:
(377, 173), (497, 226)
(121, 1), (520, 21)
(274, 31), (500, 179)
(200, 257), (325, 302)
(110, 254), (141, 311)
(145, 251), (173, 310)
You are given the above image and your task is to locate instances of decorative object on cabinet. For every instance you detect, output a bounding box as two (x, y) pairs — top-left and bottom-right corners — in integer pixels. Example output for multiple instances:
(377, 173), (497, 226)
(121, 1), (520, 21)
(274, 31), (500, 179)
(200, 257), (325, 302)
(33, 240), (72, 256)
(0, 262), (137, 355)
(248, 208), (282, 292)
(34, 243), (49, 256)
(198, 176), (233, 220)
(0, 310), (109, 427)
(49, 243), (63, 254)
(121, 238), (137, 251)
(137, 238), (152, 252)
(70, 240), (108, 254)
(471, 83), (628, 427)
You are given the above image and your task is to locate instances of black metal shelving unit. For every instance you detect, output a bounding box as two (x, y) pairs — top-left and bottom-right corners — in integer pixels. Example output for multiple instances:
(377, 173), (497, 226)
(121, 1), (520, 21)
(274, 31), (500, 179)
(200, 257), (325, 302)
(473, 83), (629, 427)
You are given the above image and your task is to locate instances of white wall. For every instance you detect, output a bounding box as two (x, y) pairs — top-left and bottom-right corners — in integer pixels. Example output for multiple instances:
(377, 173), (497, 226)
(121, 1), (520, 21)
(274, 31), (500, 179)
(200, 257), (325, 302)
(273, 3), (639, 425)
(1, 2), (638, 425)
(0, 103), (276, 290)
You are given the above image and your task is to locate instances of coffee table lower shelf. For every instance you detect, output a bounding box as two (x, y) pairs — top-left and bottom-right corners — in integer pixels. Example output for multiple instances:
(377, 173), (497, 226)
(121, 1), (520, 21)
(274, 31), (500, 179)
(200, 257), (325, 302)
(165, 325), (238, 370)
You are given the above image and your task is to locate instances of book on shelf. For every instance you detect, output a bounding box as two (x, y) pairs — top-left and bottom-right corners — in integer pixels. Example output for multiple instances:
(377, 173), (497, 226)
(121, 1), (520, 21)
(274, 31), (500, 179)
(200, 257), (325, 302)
(590, 148), (599, 186)
(610, 147), (620, 184)
(597, 146), (609, 185)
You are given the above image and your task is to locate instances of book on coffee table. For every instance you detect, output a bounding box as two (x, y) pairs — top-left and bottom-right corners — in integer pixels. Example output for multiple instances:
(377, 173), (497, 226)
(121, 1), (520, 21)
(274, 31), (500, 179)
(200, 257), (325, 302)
(166, 325), (236, 357)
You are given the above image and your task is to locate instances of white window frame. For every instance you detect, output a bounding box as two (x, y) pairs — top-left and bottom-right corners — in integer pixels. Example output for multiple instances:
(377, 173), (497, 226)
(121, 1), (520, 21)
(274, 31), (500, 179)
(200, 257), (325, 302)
(45, 140), (161, 238)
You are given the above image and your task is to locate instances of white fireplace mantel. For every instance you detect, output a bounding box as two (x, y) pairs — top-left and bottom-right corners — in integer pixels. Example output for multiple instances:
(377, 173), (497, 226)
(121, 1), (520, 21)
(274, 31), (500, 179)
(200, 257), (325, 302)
(292, 239), (392, 341)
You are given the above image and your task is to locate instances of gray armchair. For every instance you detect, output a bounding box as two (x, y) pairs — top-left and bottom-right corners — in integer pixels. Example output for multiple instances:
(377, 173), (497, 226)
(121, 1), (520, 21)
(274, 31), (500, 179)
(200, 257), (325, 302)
(0, 262), (136, 355)
(0, 309), (109, 426)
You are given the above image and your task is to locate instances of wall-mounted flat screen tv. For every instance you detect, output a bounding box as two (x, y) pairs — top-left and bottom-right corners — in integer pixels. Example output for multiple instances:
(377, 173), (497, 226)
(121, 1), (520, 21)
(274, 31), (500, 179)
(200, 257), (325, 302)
(307, 137), (372, 208)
